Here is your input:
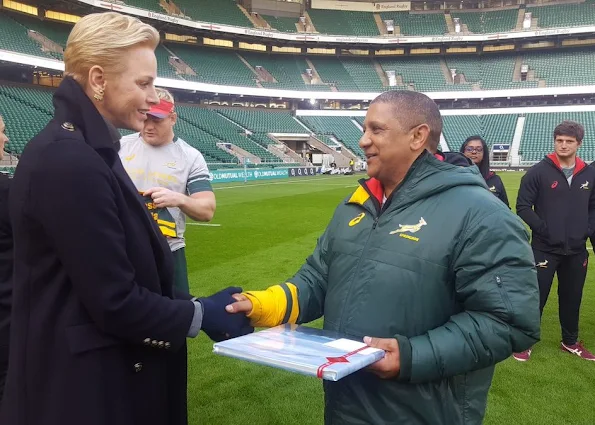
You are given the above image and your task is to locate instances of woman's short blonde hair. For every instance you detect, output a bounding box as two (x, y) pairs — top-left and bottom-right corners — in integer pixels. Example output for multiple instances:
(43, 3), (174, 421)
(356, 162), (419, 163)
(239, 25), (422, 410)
(64, 12), (160, 85)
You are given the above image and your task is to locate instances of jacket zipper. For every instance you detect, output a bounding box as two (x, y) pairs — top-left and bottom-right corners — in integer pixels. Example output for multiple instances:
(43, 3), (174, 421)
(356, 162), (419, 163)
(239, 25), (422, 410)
(548, 161), (588, 255)
(337, 212), (378, 334)
(337, 180), (383, 333)
(495, 275), (514, 320)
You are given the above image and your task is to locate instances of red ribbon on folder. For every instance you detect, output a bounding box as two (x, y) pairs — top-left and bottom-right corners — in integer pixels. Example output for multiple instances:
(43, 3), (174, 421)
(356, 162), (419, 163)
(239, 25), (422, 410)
(316, 346), (370, 379)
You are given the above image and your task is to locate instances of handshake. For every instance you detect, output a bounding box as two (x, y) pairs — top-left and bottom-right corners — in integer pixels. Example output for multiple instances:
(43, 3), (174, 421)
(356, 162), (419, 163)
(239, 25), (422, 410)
(197, 286), (253, 342)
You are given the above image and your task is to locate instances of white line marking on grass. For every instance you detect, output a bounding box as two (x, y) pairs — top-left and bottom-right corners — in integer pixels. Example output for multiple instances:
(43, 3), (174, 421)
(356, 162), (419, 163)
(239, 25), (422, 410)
(214, 175), (356, 190)
(187, 223), (222, 227)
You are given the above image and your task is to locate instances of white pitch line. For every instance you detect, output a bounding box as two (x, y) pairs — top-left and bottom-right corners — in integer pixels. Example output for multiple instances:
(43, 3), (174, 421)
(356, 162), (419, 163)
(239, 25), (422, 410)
(187, 223), (221, 227)
(214, 175), (356, 190)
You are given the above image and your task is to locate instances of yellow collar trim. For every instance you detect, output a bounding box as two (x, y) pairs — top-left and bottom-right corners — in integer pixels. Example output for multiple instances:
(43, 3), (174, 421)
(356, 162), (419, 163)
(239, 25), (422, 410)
(347, 185), (370, 206)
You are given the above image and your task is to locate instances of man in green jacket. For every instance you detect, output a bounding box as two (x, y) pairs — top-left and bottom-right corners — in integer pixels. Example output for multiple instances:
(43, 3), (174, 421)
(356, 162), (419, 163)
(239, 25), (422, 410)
(227, 91), (540, 424)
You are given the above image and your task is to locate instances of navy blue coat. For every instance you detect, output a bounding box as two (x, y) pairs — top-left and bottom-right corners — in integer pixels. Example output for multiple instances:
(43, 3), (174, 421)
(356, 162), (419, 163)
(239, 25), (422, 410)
(0, 77), (195, 425)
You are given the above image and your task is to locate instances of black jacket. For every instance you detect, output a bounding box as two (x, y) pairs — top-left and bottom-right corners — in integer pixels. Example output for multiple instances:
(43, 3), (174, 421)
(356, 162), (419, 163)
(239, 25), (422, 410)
(0, 173), (11, 401)
(485, 172), (509, 208)
(517, 153), (595, 255)
(435, 150), (473, 167)
(0, 77), (196, 425)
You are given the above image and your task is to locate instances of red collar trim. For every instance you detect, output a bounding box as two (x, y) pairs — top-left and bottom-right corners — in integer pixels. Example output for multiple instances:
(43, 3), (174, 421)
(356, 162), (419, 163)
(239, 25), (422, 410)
(434, 153), (445, 162)
(547, 153), (586, 175)
(365, 178), (385, 204)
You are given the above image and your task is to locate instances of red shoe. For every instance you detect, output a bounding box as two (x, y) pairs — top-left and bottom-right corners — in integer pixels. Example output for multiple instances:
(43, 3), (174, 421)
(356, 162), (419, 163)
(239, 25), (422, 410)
(561, 341), (595, 361)
(512, 349), (532, 362)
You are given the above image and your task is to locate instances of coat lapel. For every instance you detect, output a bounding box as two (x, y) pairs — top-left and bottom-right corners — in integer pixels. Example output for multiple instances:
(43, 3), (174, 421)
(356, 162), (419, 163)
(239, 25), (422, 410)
(52, 77), (175, 296)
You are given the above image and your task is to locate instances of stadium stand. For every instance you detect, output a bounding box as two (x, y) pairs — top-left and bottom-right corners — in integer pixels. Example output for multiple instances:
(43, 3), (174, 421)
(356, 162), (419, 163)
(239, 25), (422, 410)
(174, 0), (253, 27)
(529, 1), (595, 29)
(0, 91), (52, 154)
(450, 9), (518, 34)
(0, 85), (53, 114)
(171, 116), (239, 164)
(380, 12), (447, 36)
(378, 57), (460, 92)
(123, 0), (163, 13)
(241, 52), (328, 91)
(298, 116), (364, 157)
(0, 12), (55, 59)
(176, 106), (282, 162)
(444, 55), (538, 90)
(155, 45), (184, 80)
(167, 44), (258, 86)
(520, 112), (595, 161)
(308, 57), (360, 91)
(307, 9), (379, 36)
(340, 59), (385, 92)
(217, 108), (306, 134)
(10, 13), (71, 49)
(523, 48), (595, 87)
(262, 15), (299, 32)
(442, 114), (517, 151)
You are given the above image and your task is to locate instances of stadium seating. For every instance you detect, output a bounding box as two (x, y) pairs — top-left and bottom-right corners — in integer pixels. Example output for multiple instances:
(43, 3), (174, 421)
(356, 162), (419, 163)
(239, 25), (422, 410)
(173, 0), (253, 27)
(0, 91), (52, 154)
(167, 44), (258, 86)
(11, 13), (71, 49)
(262, 15), (298, 32)
(442, 114), (517, 151)
(176, 106), (282, 162)
(155, 45), (184, 80)
(241, 52), (328, 91)
(520, 112), (595, 161)
(380, 12), (447, 36)
(217, 108), (306, 133)
(123, 0), (163, 13)
(378, 57), (461, 92)
(307, 9), (379, 36)
(174, 117), (238, 163)
(340, 59), (385, 92)
(523, 49), (595, 87)
(308, 57), (360, 91)
(450, 9), (518, 34)
(298, 116), (364, 157)
(0, 12), (54, 59)
(0, 85), (54, 114)
(444, 55), (538, 90)
(529, 1), (595, 29)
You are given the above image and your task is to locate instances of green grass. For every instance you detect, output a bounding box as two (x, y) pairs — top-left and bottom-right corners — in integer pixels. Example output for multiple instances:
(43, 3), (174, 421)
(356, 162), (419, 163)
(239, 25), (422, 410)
(185, 172), (595, 425)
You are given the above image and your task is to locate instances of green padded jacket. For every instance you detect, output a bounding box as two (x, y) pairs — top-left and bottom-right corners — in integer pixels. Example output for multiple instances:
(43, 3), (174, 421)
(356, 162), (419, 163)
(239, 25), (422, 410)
(289, 151), (541, 425)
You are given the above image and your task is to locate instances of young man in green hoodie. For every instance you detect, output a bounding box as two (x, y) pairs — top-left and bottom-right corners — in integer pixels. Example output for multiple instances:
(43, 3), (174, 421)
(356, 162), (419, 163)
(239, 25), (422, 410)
(227, 91), (540, 425)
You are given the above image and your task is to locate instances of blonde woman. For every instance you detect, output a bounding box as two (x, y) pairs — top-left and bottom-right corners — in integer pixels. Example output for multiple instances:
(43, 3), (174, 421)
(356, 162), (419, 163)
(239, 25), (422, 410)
(0, 13), (251, 425)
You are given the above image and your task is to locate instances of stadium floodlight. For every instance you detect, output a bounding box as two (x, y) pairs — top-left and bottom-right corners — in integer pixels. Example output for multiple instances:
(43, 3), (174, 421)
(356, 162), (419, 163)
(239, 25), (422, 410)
(309, 98), (317, 105)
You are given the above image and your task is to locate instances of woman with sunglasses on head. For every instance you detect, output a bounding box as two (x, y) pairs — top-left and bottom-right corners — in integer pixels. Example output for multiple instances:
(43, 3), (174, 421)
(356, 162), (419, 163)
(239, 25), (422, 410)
(461, 136), (509, 207)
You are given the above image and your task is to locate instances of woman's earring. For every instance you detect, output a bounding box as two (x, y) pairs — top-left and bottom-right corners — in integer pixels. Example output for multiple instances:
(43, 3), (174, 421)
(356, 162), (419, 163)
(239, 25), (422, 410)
(93, 88), (104, 101)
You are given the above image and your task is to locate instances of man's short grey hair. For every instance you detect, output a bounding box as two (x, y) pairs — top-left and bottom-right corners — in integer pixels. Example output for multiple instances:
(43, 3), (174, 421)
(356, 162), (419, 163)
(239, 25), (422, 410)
(371, 90), (443, 151)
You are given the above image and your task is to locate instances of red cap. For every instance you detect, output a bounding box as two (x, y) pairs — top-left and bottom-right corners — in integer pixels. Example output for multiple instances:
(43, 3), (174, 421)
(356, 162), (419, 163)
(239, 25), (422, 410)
(147, 99), (174, 118)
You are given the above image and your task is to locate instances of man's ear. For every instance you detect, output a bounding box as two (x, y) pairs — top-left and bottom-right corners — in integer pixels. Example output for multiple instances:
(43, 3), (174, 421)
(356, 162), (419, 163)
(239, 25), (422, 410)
(411, 124), (430, 151)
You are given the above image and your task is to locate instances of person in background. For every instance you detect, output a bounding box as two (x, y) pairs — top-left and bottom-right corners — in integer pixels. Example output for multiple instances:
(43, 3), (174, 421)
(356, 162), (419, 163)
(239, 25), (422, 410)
(461, 136), (509, 207)
(119, 88), (215, 293)
(227, 90), (540, 425)
(515, 120), (595, 362)
(0, 115), (11, 401)
(0, 12), (251, 425)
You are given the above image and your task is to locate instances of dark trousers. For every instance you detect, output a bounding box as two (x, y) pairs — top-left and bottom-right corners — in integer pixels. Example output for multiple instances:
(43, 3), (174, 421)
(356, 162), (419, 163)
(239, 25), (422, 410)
(172, 247), (189, 293)
(533, 248), (588, 345)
